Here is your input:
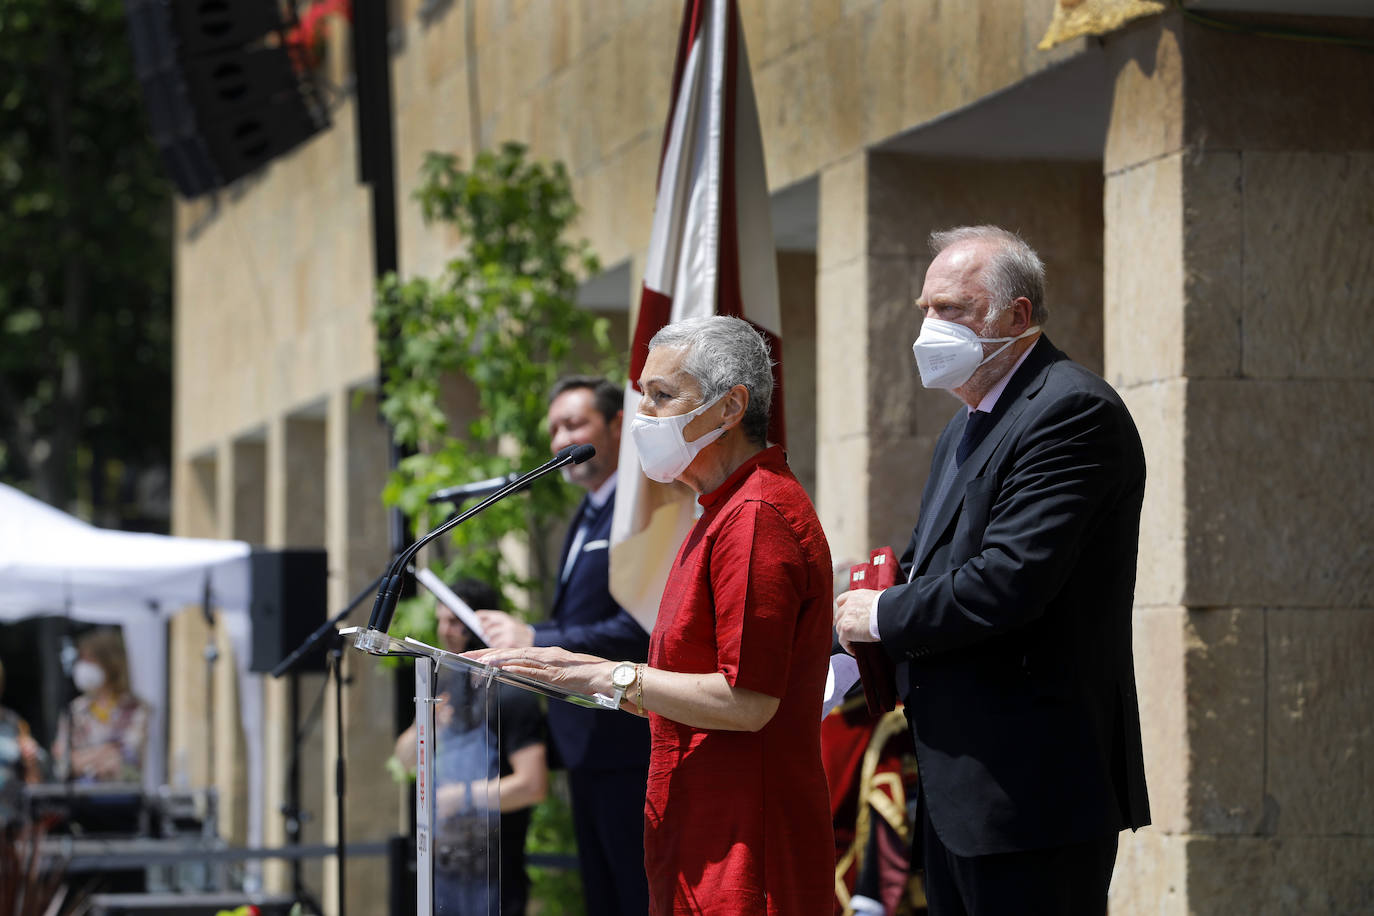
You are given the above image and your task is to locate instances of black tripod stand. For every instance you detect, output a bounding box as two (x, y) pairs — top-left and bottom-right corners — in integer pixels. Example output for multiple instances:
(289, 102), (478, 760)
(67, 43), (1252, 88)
(271, 573), (383, 916)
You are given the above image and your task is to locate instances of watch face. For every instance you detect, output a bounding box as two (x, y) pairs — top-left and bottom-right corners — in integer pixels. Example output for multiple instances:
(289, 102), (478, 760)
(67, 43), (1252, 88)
(612, 663), (636, 688)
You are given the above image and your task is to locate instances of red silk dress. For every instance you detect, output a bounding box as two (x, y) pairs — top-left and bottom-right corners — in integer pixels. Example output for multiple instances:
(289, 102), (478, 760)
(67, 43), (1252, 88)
(644, 447), (835, 915)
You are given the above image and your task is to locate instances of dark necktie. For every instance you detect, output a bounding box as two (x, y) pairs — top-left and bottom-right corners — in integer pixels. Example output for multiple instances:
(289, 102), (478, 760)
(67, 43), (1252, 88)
(907, 411), (995, 584)
(956, 410), (994, 466)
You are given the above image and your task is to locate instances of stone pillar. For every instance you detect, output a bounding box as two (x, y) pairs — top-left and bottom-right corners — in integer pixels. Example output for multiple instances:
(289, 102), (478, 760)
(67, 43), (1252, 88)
(263, 414), (329, 892)
(778, 250), (818, 499)
(1103, 13), (1374, 914)
(262, 418), (289, 891)
(322, 389), (395, 916)
(816, 152), (876, 566)
(168, 456), (219, 789)
(215, 438), (266, 846)
(815, 151), (1103, 566)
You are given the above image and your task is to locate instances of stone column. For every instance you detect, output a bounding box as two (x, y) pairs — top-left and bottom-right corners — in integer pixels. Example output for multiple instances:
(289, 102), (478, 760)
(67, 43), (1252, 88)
(215, 438), (265, 846)
(816, 152), (876, 566)
(777, 250), (818, 499)
(168, 456), (219, 790)
(263, 414), (330, 892)
(261, 418), (290, 891)
(815, 151), (1103, 565)
(1103, 12), (1374, 914)
(322, 389), (395, 916)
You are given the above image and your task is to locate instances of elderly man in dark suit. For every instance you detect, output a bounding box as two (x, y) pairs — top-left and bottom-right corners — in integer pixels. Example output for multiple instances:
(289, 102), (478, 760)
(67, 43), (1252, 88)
(478, 376), (651, 916)
(833, 226), (1151, 916)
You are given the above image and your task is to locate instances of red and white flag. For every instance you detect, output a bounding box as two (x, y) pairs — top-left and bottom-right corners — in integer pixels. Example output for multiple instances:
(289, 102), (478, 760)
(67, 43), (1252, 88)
(609, 0), (783, 631)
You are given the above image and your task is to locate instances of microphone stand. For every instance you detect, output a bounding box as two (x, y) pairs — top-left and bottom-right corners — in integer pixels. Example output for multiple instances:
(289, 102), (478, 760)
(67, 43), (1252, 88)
(271, 572), (384, 916)
(201, 576), (218, 838)
(328, 632), (348, 916)
(337, 444), (592, 913)
(358, 443), (595, 649)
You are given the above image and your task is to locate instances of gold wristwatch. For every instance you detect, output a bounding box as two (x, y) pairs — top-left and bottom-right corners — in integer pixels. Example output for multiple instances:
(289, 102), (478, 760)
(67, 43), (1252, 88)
(609, 661), (637, 708)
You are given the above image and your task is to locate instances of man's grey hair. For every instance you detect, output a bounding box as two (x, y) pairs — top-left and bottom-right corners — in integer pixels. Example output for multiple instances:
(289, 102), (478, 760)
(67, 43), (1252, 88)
(648, 315), (774, 445)
(930, 225), (1048, 324)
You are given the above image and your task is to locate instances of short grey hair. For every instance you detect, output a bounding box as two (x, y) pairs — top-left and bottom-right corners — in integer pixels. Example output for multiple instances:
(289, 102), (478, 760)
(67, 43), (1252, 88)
(647, 315), (774, 445)
(930, 225), (1048, 324)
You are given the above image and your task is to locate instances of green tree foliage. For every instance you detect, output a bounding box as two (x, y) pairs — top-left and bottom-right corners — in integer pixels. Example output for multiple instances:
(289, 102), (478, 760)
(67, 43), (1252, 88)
(0, 0), (172, 524)
(373, 141), (617, 644)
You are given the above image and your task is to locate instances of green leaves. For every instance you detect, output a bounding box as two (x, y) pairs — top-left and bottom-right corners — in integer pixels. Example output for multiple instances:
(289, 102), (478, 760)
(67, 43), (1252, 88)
(375, 142), (617, 633)
(0, 0), (173, 516)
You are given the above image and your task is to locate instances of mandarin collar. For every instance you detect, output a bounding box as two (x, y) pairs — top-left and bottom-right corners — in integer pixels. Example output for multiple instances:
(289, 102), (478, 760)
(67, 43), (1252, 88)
(698, 445), (788, 510)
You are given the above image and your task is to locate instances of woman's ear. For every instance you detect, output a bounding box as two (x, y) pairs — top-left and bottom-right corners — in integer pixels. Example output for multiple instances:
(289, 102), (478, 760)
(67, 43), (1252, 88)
(720, 385), (750, 430)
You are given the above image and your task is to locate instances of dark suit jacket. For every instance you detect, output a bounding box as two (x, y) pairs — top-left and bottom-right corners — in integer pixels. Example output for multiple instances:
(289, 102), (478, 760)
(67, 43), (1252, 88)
(532, 486), (651, 772)
(876, 336), (1151, 857)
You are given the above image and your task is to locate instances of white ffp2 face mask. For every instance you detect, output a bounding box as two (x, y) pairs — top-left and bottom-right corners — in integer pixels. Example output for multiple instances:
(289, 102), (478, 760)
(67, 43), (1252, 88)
(73, 660), (105, 693)
(911, 317), (1040, 389)
(629, 395), (727, 483)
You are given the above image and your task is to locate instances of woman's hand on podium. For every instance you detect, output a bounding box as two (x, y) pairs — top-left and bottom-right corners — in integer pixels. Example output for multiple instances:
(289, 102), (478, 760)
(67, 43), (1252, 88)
(465, 646), (615, 699)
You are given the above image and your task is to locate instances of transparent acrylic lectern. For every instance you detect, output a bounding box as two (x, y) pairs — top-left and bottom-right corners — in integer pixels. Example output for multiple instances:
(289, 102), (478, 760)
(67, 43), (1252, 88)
(341, 627), (605, 916)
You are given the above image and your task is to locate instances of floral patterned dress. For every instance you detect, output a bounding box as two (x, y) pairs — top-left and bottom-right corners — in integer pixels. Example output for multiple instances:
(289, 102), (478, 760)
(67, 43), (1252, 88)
(55, 693), (148, 783)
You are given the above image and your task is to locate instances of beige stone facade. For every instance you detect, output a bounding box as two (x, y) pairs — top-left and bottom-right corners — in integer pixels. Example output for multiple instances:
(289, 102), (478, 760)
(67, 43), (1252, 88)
(170, 2), (1373, 913)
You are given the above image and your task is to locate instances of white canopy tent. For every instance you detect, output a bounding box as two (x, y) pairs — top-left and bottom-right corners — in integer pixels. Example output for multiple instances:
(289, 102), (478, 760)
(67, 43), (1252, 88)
(0, 482), (264, 848)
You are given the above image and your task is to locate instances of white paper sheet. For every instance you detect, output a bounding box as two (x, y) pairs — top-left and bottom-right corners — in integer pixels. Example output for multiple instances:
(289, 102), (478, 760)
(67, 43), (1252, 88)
(414, 567), (489, 646)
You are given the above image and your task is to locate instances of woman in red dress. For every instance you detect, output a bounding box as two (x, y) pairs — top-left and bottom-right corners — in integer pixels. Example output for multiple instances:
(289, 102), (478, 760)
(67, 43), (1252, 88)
(475, 315), (834, 915)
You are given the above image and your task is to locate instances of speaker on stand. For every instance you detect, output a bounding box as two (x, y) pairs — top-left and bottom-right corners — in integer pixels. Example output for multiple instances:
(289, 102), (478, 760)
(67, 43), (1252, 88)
(248, 547), (328, 913)
(249, 549), (328, 675)
(122, 0), (330, 197)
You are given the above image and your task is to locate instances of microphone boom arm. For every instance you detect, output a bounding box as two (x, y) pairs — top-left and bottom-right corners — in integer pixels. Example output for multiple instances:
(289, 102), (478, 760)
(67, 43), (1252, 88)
(358, 444), (596, 648)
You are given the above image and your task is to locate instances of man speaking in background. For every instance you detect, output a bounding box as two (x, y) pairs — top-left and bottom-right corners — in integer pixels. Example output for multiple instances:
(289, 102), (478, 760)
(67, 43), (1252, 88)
(478, 376), (651, 916)
(834, 226), (1151, 915)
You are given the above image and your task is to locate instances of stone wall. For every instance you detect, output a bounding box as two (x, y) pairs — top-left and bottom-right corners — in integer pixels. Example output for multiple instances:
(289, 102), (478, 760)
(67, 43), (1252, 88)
(1104, 12), (1374, 914)
(167, 1), (1374, 914)
(174, 0), (1077, 462)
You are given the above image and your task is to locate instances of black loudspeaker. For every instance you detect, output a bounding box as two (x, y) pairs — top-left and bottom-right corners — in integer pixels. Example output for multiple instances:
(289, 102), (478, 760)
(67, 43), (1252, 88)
(123, 0), (329, 197)
(249, 548), (328, 673)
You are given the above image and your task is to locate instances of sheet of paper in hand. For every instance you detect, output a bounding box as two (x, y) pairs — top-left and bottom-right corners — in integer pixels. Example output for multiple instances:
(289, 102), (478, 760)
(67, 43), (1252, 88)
(415, 567), (489, 647)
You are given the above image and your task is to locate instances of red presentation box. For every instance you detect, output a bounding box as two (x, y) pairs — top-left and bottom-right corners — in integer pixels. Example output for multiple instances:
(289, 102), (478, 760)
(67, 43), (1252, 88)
(848, 546), (899, 715)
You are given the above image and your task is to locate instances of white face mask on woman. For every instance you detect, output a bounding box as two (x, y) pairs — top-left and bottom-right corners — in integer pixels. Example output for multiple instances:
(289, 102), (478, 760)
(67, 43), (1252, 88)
(911, 317), (1040, 390)
(72, 660), (106, 693)
(629, 395), (726, 483)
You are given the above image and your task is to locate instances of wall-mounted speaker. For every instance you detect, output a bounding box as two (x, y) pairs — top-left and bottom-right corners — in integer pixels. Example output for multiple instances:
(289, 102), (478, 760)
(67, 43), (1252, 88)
(249, 548), (328, 674)
(123, 0), (330, 197)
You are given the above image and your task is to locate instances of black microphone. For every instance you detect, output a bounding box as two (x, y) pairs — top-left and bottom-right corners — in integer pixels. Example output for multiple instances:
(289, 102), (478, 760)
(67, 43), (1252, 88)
(427, 472), (521, 505)
(359, 444), (597, 647)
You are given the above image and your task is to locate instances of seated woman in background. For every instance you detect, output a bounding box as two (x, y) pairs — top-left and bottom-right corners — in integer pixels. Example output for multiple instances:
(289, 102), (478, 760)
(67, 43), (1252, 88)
(54, 628), (148, 783)
(394, 579), (548, 916)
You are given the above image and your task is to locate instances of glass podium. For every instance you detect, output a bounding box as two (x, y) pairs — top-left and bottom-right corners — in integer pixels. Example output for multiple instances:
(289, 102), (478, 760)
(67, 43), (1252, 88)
(340, 627), (605, 916)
